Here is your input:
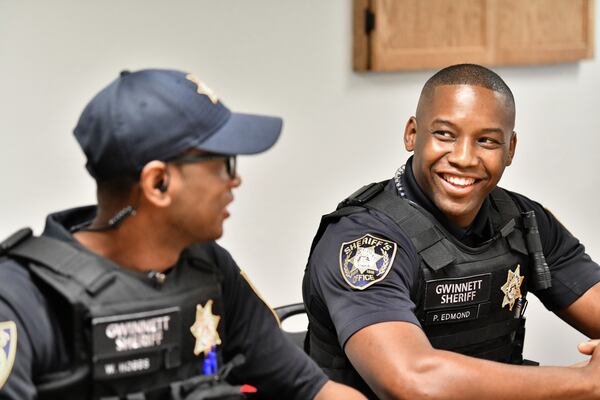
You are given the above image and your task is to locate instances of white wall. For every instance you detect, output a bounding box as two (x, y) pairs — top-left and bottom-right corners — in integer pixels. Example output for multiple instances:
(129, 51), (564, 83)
(1, 0), (598, 365)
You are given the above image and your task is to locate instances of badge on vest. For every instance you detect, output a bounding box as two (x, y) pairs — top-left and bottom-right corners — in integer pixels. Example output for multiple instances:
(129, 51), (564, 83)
(339, 234), (397, 290)
(501, 265), (524, 311)
(0, 321), (17, 389)
(190, 300), (222, 357)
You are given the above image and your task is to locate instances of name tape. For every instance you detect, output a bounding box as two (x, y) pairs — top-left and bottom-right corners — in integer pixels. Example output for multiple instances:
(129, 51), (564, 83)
(425, 304), (484, 325)
(424, 273), (491, 310)
(92, 307), (181, 359)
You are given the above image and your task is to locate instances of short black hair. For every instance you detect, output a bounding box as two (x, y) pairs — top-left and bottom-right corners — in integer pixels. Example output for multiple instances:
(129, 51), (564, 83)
(419, 64), (515, 117)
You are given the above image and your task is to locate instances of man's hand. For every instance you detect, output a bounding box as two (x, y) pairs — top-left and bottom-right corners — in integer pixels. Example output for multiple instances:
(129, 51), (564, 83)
(578, 339), (600, 356)
(571, 339), (600, 368)
(581, 339), (600, 396)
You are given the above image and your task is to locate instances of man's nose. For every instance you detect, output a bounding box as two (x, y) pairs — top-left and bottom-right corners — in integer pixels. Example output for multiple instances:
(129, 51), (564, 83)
(447, 139), (478, 168)
(229, 175), (242, 188)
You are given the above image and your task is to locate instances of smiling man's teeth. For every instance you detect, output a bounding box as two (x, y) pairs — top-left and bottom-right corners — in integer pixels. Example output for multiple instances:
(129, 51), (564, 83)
(443, 174), (475, 187)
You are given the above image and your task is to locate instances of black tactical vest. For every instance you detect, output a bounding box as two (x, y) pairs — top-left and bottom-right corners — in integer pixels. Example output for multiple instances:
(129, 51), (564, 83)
(2, 229), (242, 400)
(306, 182), (549, 395)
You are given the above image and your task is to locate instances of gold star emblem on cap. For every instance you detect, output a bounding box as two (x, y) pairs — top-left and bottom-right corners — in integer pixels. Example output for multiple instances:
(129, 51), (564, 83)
(186, 73), (219, 104)
(500, 265), (524, 311)
(190, 300), (222, 356)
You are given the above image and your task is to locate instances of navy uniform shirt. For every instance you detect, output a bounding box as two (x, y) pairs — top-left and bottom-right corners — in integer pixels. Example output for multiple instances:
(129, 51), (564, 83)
(303, 157), (600, 352)
(0, 207), (328, 400)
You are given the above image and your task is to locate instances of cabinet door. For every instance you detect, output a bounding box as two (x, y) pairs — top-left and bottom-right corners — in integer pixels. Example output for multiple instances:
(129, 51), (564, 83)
(495, 0), (593, 65)
(354, 0), (594, 71)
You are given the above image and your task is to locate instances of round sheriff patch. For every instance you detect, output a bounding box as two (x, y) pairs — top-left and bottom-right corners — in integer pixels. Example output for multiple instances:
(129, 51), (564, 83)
(339, 234), (397, 290)
(0, 321), (17, 389)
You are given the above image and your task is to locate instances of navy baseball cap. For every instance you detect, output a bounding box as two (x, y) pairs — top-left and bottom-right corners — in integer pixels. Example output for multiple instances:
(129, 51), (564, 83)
(74, 68), (282, 181)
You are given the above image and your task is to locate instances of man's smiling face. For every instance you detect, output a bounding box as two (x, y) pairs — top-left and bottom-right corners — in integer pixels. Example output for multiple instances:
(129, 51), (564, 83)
(404, 84), (516, 228)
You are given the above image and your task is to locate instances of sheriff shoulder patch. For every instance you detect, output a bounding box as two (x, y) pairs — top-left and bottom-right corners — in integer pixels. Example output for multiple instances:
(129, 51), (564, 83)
(0, 321), (17, 389)
(339, 234), (397, 290)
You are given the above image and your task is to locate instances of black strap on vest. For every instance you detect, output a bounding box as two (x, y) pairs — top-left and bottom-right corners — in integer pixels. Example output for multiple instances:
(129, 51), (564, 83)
(428, 319), (520, 349)
(1, 228), (100, 397)
(338, 182), (457, 271)
(337, 183), (532, 271)
(488, 188), (528, 255)
(307, 182), (389, 256)
(6, 233), (116, 298)
(0, 227), (33, 255)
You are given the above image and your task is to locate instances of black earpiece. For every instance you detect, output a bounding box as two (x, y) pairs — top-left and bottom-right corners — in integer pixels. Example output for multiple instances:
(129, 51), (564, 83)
(157, 168), (170, 193)
(158, 180), (168, 193)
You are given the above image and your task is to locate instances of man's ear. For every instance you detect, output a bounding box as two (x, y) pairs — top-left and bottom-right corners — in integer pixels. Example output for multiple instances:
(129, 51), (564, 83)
(139, 160), (172, 207)
(506, 131), (517, 166)
(404, 117), (417, 152)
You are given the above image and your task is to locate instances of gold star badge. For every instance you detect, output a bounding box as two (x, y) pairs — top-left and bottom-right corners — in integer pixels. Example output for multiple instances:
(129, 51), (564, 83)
(190, 300), (222, 356)
(186, 73), (219, 104)
(500, 265), (524, 311)
(351, 246), (384, 274)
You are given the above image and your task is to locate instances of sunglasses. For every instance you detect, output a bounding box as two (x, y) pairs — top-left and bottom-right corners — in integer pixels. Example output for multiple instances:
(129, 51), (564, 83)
(169, 154), (237, 180)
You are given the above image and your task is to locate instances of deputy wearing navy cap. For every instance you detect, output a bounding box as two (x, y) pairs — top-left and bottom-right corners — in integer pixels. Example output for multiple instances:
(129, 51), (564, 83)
(0, 69), (365, 400)
(303, 64), (600, 399)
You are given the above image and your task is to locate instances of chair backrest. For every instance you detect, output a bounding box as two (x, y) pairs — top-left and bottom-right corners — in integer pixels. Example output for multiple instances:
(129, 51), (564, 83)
(274, 302), (307, 350)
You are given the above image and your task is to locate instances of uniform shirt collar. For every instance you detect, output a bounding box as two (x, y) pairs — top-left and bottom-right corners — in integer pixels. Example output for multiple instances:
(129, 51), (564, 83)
(42, 206), (182, 274)
(42, 205), (98, 243)
(400, 156), (494, 244)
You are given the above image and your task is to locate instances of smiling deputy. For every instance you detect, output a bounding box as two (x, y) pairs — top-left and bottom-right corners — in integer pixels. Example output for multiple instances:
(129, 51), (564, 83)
(303, 64), (600, 399)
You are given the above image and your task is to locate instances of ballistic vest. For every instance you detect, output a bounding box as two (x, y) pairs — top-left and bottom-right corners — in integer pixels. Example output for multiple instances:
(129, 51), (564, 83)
(306, 182), (547, 394)
(1, 228), (242, 400)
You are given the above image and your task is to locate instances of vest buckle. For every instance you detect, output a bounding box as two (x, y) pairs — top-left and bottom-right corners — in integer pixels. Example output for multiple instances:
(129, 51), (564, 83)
(341, 182), (384, 207)
(0, 227), (33, 256)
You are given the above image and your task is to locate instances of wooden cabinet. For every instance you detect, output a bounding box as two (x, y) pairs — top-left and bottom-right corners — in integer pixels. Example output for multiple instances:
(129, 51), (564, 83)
(353, 0), (595, 71)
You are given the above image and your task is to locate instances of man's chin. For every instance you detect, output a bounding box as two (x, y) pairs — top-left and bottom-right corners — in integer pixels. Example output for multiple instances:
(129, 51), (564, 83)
(215, 226), (226, 240)
(209, 229), (224, 241)
(196, 227), (224, 243)
(436, 201), (480, 228)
